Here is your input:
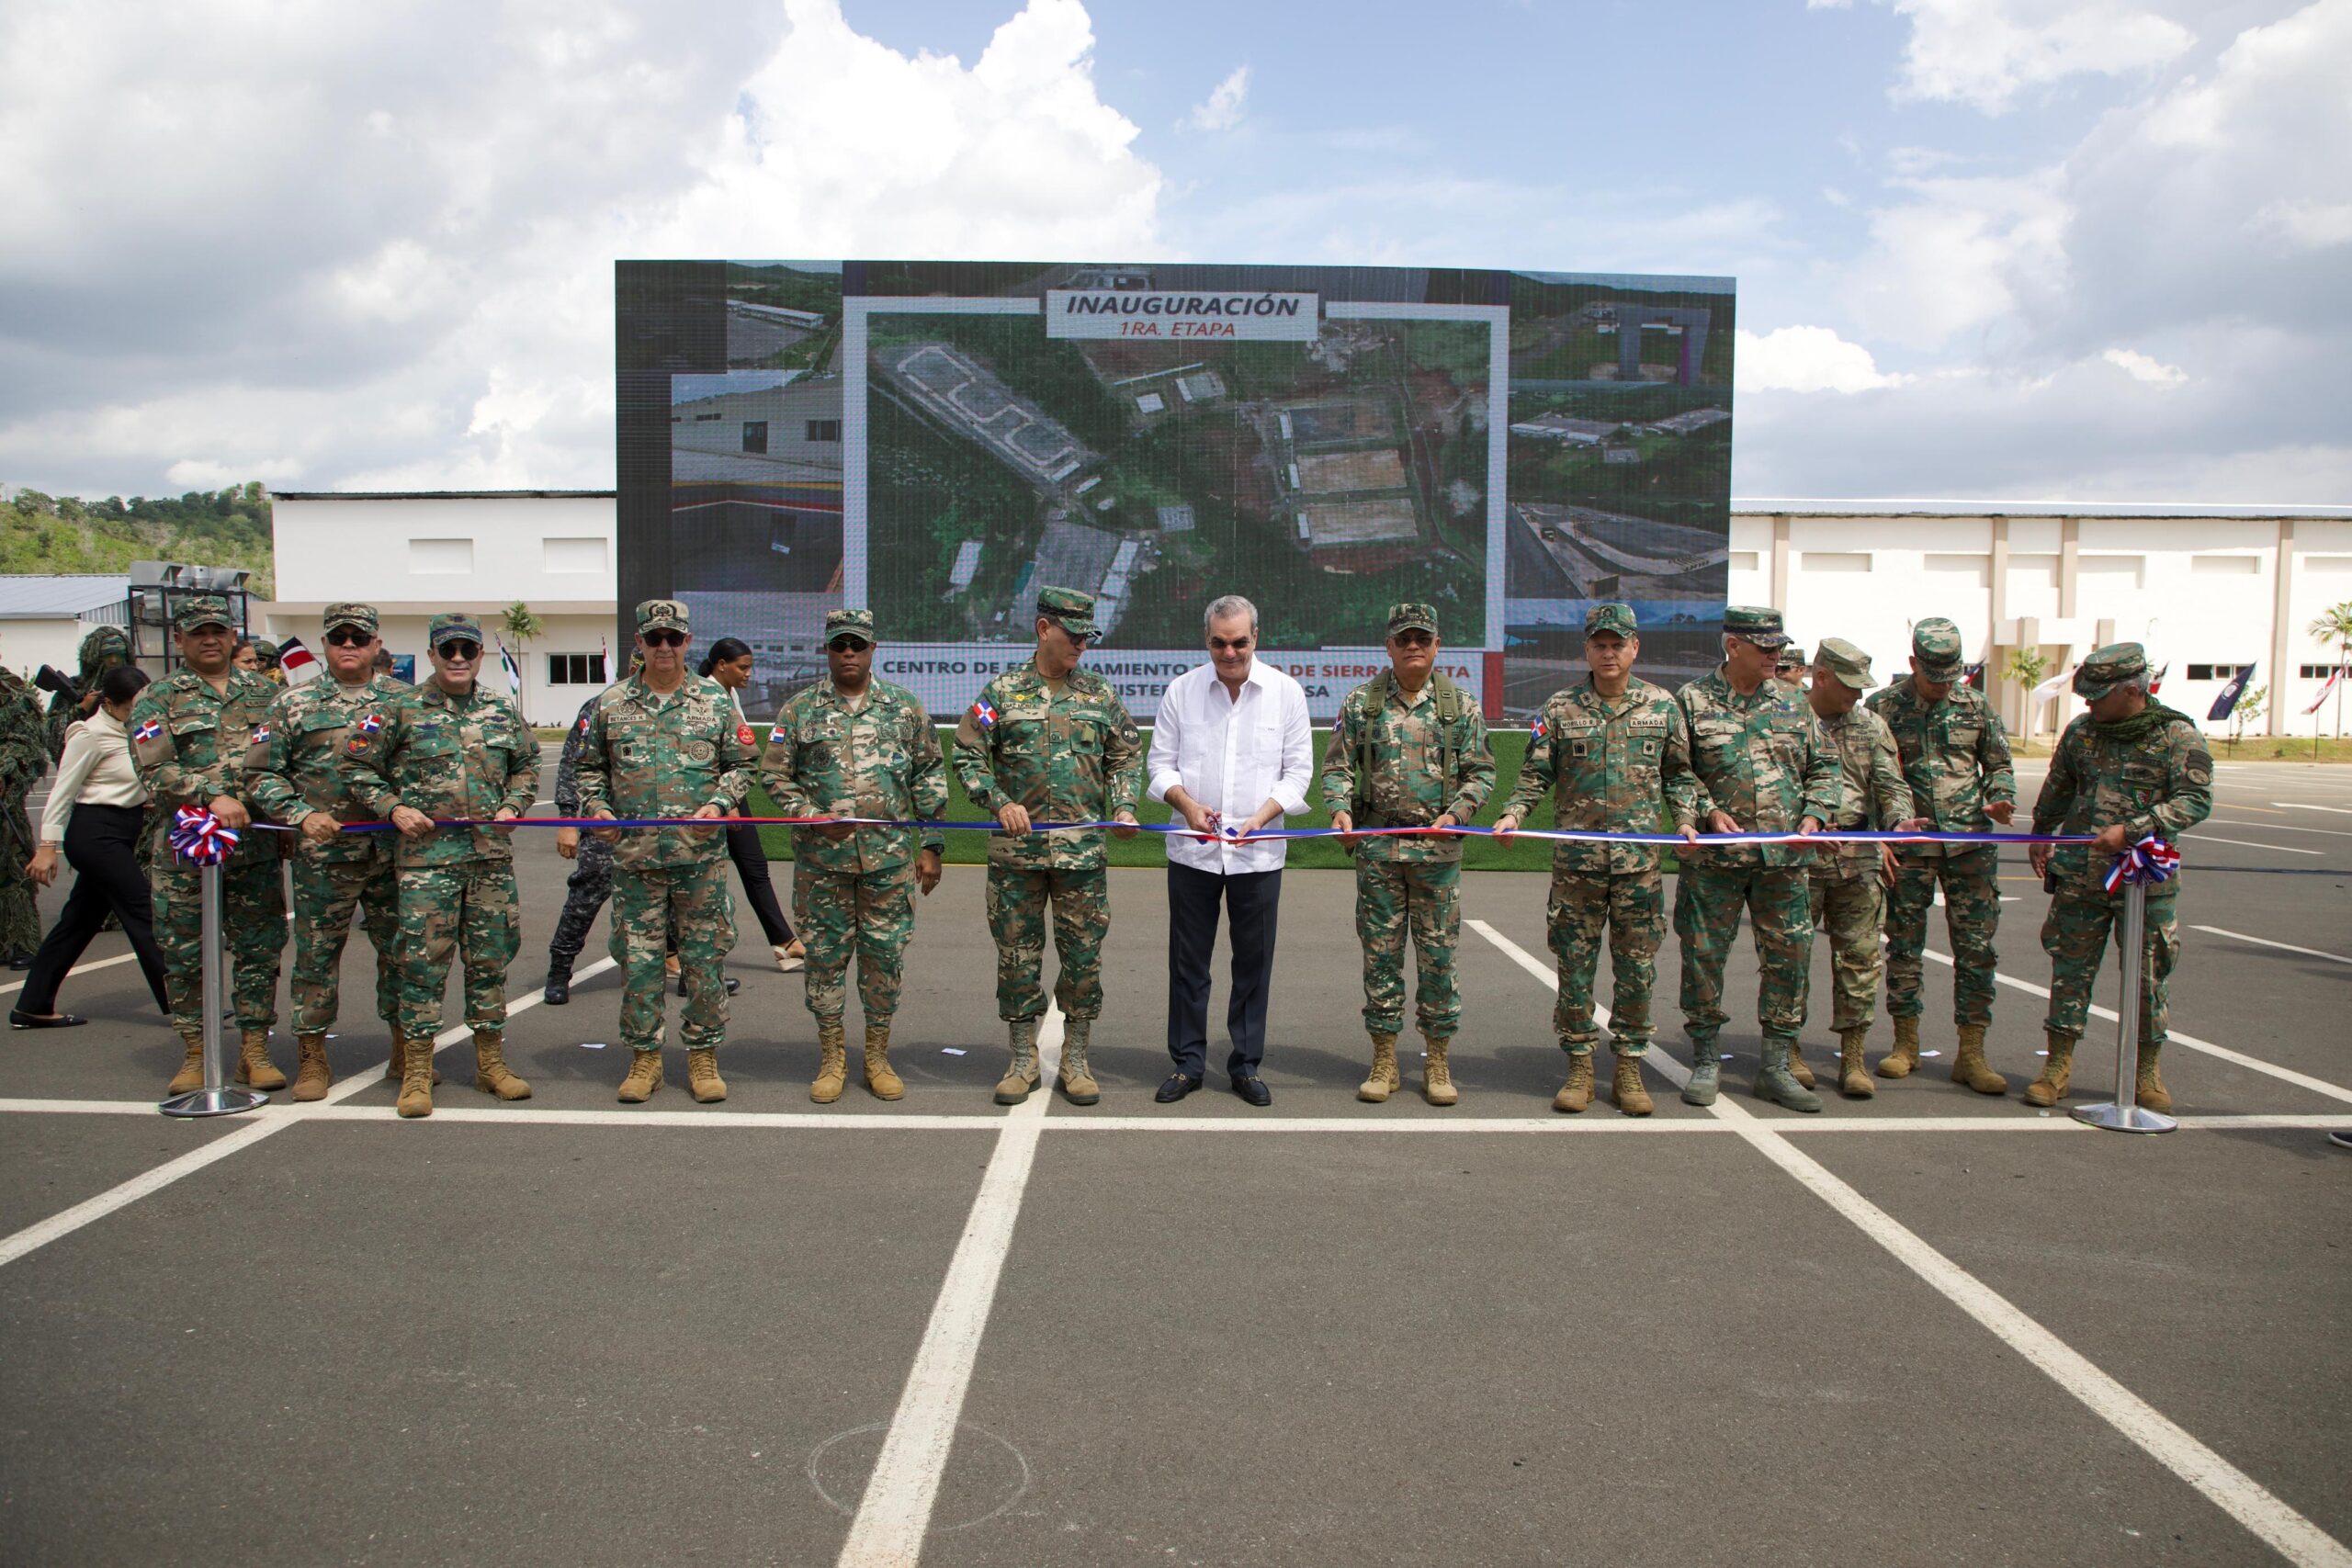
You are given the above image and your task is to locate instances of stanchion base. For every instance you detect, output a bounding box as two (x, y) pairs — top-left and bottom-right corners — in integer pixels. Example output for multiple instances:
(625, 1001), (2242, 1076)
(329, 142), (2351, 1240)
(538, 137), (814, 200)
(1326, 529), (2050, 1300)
(158, 1088), (270, 1119)
(2070, 1102), (2177, 1134)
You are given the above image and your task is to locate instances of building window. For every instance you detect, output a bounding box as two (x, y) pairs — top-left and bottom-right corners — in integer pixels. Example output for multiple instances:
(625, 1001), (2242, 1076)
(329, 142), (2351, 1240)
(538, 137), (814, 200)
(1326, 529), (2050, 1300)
(2302, 663), (2347, 679)
(742, 421), (768, 455)
(409, 537), (472, 574)
(544, 536), (607, 574)
(2187, 664), (2248, 681)
(548, 653), (608, 685)
(805, 418), (842, 443)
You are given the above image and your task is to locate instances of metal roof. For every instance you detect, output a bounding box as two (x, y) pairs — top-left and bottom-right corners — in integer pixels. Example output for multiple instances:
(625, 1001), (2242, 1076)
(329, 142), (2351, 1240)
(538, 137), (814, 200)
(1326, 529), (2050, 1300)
(270, 490), (616, 501)
(0, 574), (130, 618)
(1732, 498), (2352, 519)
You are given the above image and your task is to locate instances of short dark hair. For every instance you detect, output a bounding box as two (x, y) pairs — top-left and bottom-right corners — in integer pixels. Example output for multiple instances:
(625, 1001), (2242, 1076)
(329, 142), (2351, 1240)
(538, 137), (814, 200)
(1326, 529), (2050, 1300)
(101, 664), (150, 705)
(697, 637), (753, 677)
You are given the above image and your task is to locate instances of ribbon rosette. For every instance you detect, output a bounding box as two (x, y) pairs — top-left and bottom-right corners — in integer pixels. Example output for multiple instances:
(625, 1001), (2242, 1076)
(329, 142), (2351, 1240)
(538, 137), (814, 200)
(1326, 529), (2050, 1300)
(2103, 832), (2180, 893)
(169, 805), (241, 865)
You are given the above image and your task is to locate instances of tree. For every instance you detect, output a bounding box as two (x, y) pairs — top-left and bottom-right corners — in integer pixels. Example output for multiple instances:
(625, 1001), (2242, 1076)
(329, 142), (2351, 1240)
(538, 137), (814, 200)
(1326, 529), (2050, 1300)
(501, 601), (544, 719)
(2226, 683), (2267, 756)
(2005, 648), (2050, 737)
(2312, 602), (2352, 739)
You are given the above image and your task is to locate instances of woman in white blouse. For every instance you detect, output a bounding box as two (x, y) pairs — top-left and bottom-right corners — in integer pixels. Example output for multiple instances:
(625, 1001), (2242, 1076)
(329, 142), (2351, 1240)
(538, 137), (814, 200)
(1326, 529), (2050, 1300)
(698, 637), (804, 973)
(13, 664), (171, 1028)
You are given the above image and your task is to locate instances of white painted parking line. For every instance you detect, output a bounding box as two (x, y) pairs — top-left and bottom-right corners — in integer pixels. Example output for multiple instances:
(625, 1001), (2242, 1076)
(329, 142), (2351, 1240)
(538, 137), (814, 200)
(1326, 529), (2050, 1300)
(1921, 950), (2352, 1106)
(0, 950), (140, 997)
(2181, 834), (2321, 855)
(2189, 926), (2352, 965)
(836, 1006), (1062, 1568)
(0, 956), (616, 1270)
(2211, 818), (2352, 838)
(2274, 802), (2352, 814)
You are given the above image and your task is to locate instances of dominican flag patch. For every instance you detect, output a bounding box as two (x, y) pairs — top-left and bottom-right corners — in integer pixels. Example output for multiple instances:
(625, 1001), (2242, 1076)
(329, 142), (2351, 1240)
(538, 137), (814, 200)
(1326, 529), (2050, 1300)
(768, 725), (788, 745)
(248, 726), (271, 745)
(1528, 714), (1546, 740)
(577, 712), (591, 734)
(971, 699), (997, 729)
(736, 723), (755, 746)
(133, 719), (162, 743)
(357, 713), (384, 736)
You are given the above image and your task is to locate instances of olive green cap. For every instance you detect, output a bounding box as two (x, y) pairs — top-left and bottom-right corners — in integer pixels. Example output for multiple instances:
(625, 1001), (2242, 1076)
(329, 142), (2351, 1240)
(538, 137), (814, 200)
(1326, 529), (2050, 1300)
(825, 607), (876, 645)
(172, 594), (234, 633)
(251, 639), (280, 667)
(1911, 617), (1965, 679)
(1777, 641), (1807, 671)
(1723, 604), (1788, 648)
(322, 603), (379, 636)
(1386, 603), (1439, 637)
(1035, 585), (1100, 639)
(2073, 642), (2148, 700)
(635, 598), (689, 635)
(427, 613), (482, 649)
(1583, 602), (1637, 637)
(1814, 637), (1878, 691)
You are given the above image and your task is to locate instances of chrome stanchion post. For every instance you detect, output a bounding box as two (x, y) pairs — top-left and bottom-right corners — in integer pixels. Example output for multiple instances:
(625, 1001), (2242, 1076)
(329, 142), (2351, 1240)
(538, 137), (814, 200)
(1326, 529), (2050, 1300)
(2072, 876), (2175, 1134)
(160, 859), (267, 1118)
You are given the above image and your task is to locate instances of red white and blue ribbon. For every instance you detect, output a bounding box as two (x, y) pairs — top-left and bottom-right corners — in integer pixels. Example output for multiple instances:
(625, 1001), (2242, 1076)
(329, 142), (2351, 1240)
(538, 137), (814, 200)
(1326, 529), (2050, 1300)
(168, 805), (241, 865)
(2104, 833), (2181, 893)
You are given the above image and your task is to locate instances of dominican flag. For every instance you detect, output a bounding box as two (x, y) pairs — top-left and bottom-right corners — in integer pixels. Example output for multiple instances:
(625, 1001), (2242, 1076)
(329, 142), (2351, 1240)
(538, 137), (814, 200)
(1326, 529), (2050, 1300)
(133, 718), (162, 743)
(277, 636), (320, 682)
(356, 713), (384, 736)
(2208, 664), (2256, 721)
(971, 698), (996, 729)
(248, 725), (271, 745)
(1963, 660), (1985, 689)
(496, 638), (523, 697)
(2149, 663), (2169, 694)
(2306, 664), (2346, 716)
(1528, 714), (1546, 741)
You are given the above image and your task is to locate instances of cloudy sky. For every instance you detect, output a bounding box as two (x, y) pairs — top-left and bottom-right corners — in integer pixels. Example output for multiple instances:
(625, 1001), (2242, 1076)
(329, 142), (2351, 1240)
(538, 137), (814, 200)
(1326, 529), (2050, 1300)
(1, 0), (2346, 503)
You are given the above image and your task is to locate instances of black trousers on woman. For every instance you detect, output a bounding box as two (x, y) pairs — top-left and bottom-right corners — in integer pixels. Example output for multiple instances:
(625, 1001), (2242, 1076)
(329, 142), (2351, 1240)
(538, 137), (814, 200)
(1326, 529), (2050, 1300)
(19, 804), (172, 1015)
(727, 821), (795, 948)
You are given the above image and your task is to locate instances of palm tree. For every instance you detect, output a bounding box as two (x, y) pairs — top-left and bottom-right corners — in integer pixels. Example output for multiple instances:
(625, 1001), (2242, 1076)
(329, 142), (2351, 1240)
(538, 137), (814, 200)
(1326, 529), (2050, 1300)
(2312, 602), (2352, 739)
(501, 601), (545, 721)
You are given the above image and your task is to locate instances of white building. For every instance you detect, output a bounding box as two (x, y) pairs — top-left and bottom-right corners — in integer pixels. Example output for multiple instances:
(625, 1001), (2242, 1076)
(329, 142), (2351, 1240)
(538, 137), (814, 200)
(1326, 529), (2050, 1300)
(0, 574), (130, 679)
(263, 491), (618, 728)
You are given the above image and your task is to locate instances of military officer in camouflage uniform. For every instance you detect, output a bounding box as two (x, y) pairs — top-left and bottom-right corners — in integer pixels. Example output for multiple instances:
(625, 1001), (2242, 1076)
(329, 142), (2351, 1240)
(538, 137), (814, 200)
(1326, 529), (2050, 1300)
(1319, 603), (1496, 1106)
(573, 599), (756, 1106)
(544, 690), (616, 1004)
(1774, 641), (1808, 694)
(1802, 638), (1922, 1100)
(1494, 603), (1698, 1116)
(762, 608), (946, 1102)
(43, 624), (134, 763)
(0, 668), (48, 967)
(343, 612), (538, 1117)
(1867, 616), (2017, 1092)
(247, 604), (405, 1100)
(953, 586), (1144, 1106)
(1675, 605), (1841, 1111)
(2026, 644), (2212, 1111)
(127, 595), (288, 1094)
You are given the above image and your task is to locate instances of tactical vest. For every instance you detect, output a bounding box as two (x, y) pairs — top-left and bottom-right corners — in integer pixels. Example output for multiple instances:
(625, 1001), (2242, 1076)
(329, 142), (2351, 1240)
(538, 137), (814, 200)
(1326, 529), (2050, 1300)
(1349, 668), (1464, 828)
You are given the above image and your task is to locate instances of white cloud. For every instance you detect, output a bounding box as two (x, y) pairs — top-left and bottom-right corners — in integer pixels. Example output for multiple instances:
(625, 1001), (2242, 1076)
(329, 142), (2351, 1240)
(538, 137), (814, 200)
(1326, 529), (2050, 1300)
(1841, 172), (2069, 351)
(2102, 347), (2186, 386)
(2249, 199), (2352, 252)
(166, 457), (303, 490)
(1182, 64), (1250, 132)
(1883, 0), (2196, 113)
(1736, 326), (1910, 394)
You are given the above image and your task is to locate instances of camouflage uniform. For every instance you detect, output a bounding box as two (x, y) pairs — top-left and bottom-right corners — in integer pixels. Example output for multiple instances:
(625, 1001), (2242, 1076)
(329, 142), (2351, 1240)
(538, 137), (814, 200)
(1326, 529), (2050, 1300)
(1498, 613), (1697, 1060)
(571, 604), (756, 1067)
(0, 670), (46, 961)
(548, 694), (617, 964)
(1317, 609), (1495, 1045)
(1675, 607), (1841, 1104)
(342, 616), (538, 1043)
(42, 625), (133, 764)
(1867, 619), (2015, 1035)
(247, 607), (401, 1042)
(2030, 645), (2212, 1106)
(127, 599), (287, 1038)
(1804, 641), (1914, 1036)
(760, 622), (945, 1028)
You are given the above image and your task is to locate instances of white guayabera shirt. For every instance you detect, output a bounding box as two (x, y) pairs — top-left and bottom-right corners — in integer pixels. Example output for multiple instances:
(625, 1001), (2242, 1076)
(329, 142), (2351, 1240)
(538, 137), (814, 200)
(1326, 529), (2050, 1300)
(1146, 657), (1315, 876)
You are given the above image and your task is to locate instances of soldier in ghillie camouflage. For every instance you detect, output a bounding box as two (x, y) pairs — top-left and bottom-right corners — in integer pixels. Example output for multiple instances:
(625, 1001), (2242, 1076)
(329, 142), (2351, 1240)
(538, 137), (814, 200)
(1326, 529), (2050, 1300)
(1319, 603), (1495, 1107)
(2026, 643), (2212, 1111)
(1494, 602), (1698, 1116)
(952, 586), (1143, 1107)
(762, 608), (945, 1104)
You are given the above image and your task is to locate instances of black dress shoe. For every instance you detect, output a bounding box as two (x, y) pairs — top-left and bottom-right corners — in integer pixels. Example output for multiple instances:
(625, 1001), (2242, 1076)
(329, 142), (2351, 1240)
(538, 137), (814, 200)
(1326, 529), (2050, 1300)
(6, 955), (32, 971)
(1230, 1074), (1271, 1107)
(1155, 1072), (1204, 1103)
(10, 1010), (88, 1029)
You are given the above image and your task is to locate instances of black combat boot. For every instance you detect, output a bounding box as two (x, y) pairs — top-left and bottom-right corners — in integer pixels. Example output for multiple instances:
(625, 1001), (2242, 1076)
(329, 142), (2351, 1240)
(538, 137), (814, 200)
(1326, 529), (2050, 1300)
(543, 952), (573, 1006)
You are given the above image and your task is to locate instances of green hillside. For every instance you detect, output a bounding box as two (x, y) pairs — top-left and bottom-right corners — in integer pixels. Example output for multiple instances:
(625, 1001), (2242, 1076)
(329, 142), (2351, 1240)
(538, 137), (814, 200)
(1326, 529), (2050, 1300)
(3, 482), (276, 595)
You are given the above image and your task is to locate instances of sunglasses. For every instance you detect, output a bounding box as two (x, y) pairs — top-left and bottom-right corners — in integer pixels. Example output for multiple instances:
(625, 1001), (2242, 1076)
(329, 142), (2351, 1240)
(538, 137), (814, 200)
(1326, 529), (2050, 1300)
(828, 637), (872, 652)
(324, 628), (373, 647)
(1047, 619), (1096, 648)
(641, 630), (686, 648)
(1390, 630), (1434, 648)
(436, 641), (481, 660)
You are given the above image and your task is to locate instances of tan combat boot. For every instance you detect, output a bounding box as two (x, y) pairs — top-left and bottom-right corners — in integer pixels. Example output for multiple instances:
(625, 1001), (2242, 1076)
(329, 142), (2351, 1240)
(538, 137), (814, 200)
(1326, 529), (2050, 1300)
(167, 1031), (206, 1095)
(1057, 1019), (1100, 1105)
(810, 1019), (848, 1103)
(2022, 1032), (2074, 1107)
(1951, 1024), (2007, 1095)
(291, 1033), (334, 1101)
(396, 1035), (435, 1118)
(1878, 1016), (1921, 1078)
(1838, 1029), (1874, 1099)
(472, 1029), (532, 1100)
(1788, 1039), (1817, 1089)
(1422, 1036), (1459, 1107)
(2135, 1042), (2171, 1112)
(1357, 1032), (1401, 1103)
(383, 1032), (442, 1086)
(864, 1021), (905, 1101)
(233, 1028), (288, 1091)
(1552, 1051), (1594, 1113)
(616, 1049), (663, 1103)
(1612, 1055), (1654, 1117)
(686, 1046), (727, 1103)
(994, 1019), (1040, 1106)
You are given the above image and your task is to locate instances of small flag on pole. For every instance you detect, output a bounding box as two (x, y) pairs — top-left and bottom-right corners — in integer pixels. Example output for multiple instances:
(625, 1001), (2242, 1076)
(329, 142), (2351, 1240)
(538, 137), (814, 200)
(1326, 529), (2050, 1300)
(277, 636), (320, 682)
(496, 637), (522, 697)
(2306, 664), (2345, 716)
(2149, 662), (2168, 694)
(1963, 660), (1985, 690)
(598, 634), (611, 683)
(2207, 664), (2254, 721)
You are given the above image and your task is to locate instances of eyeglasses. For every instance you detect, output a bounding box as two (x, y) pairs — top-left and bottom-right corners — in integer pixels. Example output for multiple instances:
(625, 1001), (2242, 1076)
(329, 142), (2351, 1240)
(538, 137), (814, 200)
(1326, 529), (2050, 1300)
(1390, 630), (1434, 648)
(437, 641), (481, 660)
(1047, 619), (1096, 649)
(828, 637), (872, 652)
(324, 629), (372, 648)
(641, 630), (686, 649)
(1208, 637), (1253, 652)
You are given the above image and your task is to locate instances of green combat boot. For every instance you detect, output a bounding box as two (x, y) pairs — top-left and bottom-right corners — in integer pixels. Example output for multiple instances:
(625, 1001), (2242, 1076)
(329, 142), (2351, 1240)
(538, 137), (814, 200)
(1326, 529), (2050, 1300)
(1757, 1037), (1822, 1113)
(2023, 1032), (2074, 1107)
(1682, 1040), (1721, 1107)
(1057, 1019), (1100, 1105)
(995, 1019), (1041, 1106)
(1878, 1016), (1922, 1078)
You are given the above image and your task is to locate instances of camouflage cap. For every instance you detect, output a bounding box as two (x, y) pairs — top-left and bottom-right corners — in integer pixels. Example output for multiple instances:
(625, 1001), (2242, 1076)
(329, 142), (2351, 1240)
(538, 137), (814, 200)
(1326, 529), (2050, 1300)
(172, 594), (234, 633)
(2072, 641), (2148, 701)
(825, 607), (876, 645)
(1777, 641), (1808, 671)
(322, 602), (379, 636)
(251, 638), (280, 667)
(1723, 604), (1788, 648)
(1584, 602), (1638, 637)
(635, 598), (689, 635)
(1035, 585), (1100, 639)
(1911, 617), (1965, 679)
(427, 612), (483, 649)
(1814, 637), (1878, 691)
(1386, 603), (1440, 637)
(76, 625), (131, 666)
